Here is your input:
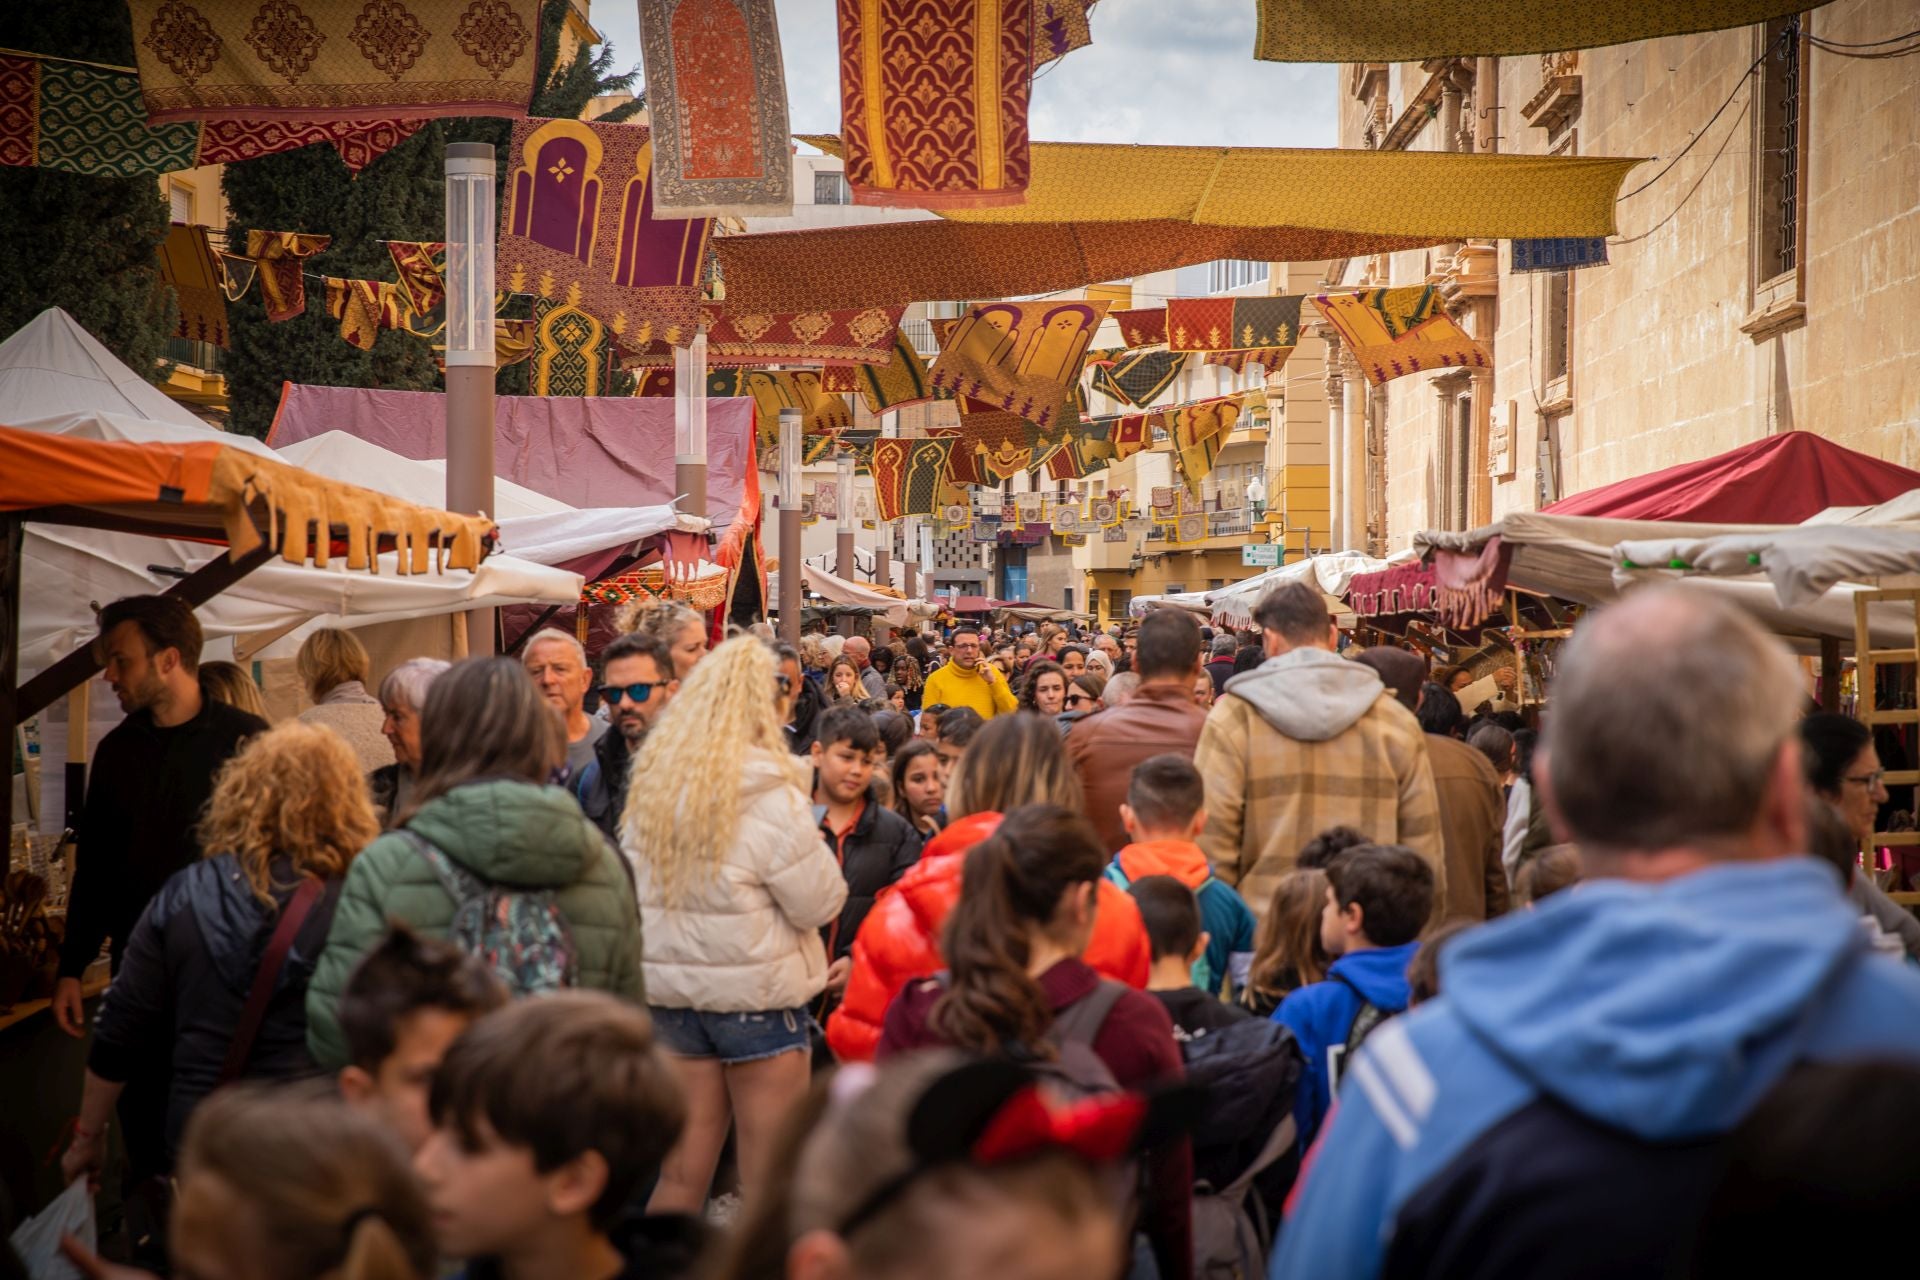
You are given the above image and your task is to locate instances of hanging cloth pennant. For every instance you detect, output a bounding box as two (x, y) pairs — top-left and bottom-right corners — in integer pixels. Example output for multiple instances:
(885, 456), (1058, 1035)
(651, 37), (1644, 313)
(1109, 306), (1167, 349)
(324, 278), (406, 352)
(499, 118), (713, 349)
(955, 401), (1046, 481)
(1166, 295), (1305, 351)
(1035, 0), (1095, 65)
(1091, 349), (1186, 408)
(387, 241), (447, 315)
(638, 0), (794, 217)
(245, 230), (330, 323)
(432, 317), (538, 371)
(870, 437), (955, 521)
(1173, 396), (1242, 496)
(856, 331), (941, 414)
(928, 426), (990, 488)
(532, 300), (613, 396)
(820, 366), (861, 394)
(709, 368), (851, 442)
(1109, 411), (1153, 461)
(635, 367), (676, 396)
(929, 299), (1110, 432)
(126, 0), (542, 125)
(1312, 287), (1489, 386)
(217, 252), (258, 302)
(157, 223), (229, 348)
(835, 0), (1035, 209)
(1045, 424), (1115, 481)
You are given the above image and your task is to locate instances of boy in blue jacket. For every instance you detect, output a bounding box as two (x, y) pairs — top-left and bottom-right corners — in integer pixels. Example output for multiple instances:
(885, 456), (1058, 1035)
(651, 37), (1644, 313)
(1273, 842), (1433, 1149)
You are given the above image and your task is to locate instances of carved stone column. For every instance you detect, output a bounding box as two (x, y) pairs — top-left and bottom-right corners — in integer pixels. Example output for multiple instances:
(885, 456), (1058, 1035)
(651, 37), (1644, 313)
(1324, 336), (1345, 550)
(1342, 354), (1367, 553)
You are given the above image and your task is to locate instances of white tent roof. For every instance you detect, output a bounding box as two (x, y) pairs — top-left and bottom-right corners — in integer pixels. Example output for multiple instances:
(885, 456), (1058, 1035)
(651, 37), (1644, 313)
(1207, 550), (1401, 629)
(0, 307), (210, 427)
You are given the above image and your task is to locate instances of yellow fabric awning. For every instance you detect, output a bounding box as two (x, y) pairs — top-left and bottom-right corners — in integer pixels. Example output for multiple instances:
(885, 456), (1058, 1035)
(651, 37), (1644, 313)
(800, 136), (1642, 239)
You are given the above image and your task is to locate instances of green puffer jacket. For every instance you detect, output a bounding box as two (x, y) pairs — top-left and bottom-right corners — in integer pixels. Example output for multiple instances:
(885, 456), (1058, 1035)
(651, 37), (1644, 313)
(305, 779), (643, 1068)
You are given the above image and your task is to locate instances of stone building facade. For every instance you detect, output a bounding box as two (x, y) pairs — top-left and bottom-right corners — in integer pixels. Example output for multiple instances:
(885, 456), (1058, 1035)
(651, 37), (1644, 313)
(1330, 0), (1920, 551)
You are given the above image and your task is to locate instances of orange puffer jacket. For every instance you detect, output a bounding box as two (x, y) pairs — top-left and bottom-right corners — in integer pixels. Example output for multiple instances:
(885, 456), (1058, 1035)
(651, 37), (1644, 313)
(825, 811), (1152, 1062)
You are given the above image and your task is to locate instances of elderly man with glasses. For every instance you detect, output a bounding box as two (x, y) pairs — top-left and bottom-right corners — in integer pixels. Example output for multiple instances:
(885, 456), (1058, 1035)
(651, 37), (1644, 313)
(573, 630), (679, 842)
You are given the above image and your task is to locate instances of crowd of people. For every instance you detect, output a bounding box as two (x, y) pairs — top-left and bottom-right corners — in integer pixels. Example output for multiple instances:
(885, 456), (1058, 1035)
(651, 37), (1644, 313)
(19, 578), (1920, 1280)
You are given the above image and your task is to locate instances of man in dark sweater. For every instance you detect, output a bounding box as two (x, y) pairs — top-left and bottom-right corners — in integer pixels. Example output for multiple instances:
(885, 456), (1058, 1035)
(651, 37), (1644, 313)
(52, 596), (266, 1038)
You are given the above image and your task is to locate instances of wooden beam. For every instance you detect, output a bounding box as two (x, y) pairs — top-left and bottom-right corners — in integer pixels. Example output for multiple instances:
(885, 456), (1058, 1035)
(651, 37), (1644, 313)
(12, 544), (275, 726)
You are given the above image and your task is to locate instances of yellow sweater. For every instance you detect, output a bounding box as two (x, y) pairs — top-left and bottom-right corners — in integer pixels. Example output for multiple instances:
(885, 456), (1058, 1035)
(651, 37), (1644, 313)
(921, 660), (1018, 719)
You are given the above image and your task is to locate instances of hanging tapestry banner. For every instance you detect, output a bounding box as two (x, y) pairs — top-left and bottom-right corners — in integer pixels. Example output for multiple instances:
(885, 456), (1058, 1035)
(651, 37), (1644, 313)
(1091, 348), (1186, 408)
(1250, 0), (1810, 62)
(1510, 237), (1610, 273)
(834, 0), (1034, 209)
(1165, 295), (1305, 352)
(531, 299), (614, 396)
(324, 277), (406, 351)
(0, 51), (423, 176)
(869, 437), (955, 521)
(624, 304), (904, 366)
(856, 331), (949, 414)
(127, 0), (542, 124)
(954, 400), (1047, 481)
(245, 229), (330, 323)
(820, 366), (860, 394)
(1044, 423), (1115, 481)
(386, 240), (446, 315)
(929, 299), (1110, 431)
(1173, 396), (1241, 496)
(708, 368), (852, 439)
(1035, 0), (1093, 64)
(158, 222), (229, 348)
(1312, 287), (1490, 386)
(638, 0), (794, 217)
(499, 118), (713, 350)
(1108, 306), (1166, 349)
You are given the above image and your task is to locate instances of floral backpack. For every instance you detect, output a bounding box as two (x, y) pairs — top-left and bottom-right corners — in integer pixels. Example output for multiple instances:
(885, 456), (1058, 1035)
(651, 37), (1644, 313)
(400, 831), (578, 994)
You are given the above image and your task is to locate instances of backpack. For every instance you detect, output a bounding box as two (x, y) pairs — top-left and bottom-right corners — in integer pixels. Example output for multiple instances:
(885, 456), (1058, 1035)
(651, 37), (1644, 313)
(1182, 1019), (1303, 1280)
(401, 829), (578, 995)
(1328, 972), (1400, 1093)
(928, 970), (1125, 1098)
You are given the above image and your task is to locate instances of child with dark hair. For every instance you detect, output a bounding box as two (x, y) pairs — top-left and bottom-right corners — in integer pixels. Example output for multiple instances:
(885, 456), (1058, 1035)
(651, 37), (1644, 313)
(418, 993), (703, 1280)
(1104, 754), (1257, 998)
(1129, 875), (1252, 1042)
(930, 705), (984, 781)
(1514, 845), (1583, 906)
(1274, 843), (1435, 1148)
(337, 925), (507, 1152)
(1295, 824), (1371, 871)
(811, 705), (923, 1005)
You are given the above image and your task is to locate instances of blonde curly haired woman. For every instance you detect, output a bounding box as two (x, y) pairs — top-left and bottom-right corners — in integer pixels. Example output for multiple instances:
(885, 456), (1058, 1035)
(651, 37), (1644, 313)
(63, 722), (379, 1182)
(623, 635), (848, 1216)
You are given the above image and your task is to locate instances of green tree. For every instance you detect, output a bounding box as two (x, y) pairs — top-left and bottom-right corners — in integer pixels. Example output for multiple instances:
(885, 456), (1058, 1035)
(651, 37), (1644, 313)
(0, 1), (174, 380)
(223, 5), (642, 434)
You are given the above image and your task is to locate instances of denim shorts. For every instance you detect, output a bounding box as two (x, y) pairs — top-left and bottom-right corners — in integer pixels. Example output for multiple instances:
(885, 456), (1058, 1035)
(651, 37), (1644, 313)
(648, 1005), (812, 1064)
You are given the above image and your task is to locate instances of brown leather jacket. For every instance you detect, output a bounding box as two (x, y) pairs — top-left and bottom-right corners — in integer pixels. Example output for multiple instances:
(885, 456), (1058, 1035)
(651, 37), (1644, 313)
(1065, 682), (1210, 852)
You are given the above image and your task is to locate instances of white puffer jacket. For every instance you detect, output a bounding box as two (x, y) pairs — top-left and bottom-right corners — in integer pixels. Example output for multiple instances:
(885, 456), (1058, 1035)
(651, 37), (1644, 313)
(626, 751), (848, 1013)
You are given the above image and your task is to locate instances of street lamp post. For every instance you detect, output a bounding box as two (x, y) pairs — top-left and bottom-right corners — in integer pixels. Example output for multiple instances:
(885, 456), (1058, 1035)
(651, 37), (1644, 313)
(835, 450), (858, 637)
(444, 141), (496, 655)
(778, 408), (802, 647)
(674, 324), (708, 520)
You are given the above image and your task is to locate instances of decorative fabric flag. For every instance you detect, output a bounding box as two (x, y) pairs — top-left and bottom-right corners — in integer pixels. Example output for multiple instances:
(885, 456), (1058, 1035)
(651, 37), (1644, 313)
(834, 0), (1034, 209)
(955, 402), (1046, 481)
(0, 50), (423, 176)
(387, 241), (446, 314)
(245, 230), (330, 322)
(706, 304), (902, 363)
(820, 366), (860, 394)
(494, 318), (537, 368)
(928, 427), (990, 487)
(531, 300), (613, 396)
(1109, 412), (1151, 461)
(499, 118), (713, 349)
(1313, 287), (1490, 386)
(855, 331), (946, 414)
(1166, 295), (1304, 352)
(1109, 306), (1166, 349)
(635, 367), (675, 396)
(127, 0), (542, 124)
(932, 317), (963, 350)
(1035, 0), (1093, 64)
(716, 219), (1452, 314)
(324, 277), (405, 351)
(158, 223), (229, 347)
(1045, 424), (1114, 481)
(1511, 237), (1610, 273)
(1173, 396), (1241, 495)
(869, 437), (955, 520)
(638, 0), (793, 217)
(929, 300), (1110, 431)
(1204, 349), (1283, 374)
(708, 369), (851, 437)
(1091, 349), (1186, 408)
(1250, 0), (1810, 61)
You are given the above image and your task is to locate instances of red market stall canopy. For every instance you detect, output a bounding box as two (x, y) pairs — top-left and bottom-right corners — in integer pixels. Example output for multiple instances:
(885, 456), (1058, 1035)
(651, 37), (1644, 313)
(1544, 432), (1920, 525)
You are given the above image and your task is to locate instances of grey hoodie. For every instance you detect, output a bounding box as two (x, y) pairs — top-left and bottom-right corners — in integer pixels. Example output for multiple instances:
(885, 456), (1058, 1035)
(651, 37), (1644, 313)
(1221, 647), (1386, 742)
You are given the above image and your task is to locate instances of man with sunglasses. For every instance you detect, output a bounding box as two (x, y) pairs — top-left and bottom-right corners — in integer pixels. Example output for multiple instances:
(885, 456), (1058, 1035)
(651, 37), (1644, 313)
(573, 631), (678, 842)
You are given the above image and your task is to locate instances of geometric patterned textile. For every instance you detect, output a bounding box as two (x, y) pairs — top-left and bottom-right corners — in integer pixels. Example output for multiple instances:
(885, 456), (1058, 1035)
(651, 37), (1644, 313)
(929, 299), (1109, 431)
(706, 368), (852, 438)
(1172, 395), (1241, 496)
(834, 0), (1033, 209)
(1510, 236), (1609, 273)
(127, 0), (542, 124)
(244, 229), (331, 322)
(499, 118), (714, 350)
(531, 300), (611, 396)
(1109, 306), (1166, 348)
(855, 331), (949, 414)
(639, 0), (793, 217)
(386, 240), (446, 315)
(820, 365), (860, 394)
(158, 223), (229, 347)
(1204, 349), (1287, 375)
(801, 133), (1641, 236)
(0, 50), (423, 176)
(868, 436), (954, 521)
(1034, 0), (1094, 65)
(1091, 348), (1186, 408)
(1166, 295), (1304, 352)
(323, 277), (405, 351)
(621, 304), (905, 366)
(1312, 287), (1489, 386)
(711, 218), (1446, 314)
(954, 399), (1050, 481)
(1251, 0), (1809, 61)
(1044, 422), (1114, 481)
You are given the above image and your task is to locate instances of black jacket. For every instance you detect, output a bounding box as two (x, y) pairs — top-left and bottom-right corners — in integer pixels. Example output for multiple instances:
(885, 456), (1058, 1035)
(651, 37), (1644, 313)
(88, 854), (342, 1163)
(61, 699), (267, 977)
(457, 1212), (709, 1280)
(1207, 656), (1237, 696)
(574, 725), (638, 843)
(819, 794), (922, 962)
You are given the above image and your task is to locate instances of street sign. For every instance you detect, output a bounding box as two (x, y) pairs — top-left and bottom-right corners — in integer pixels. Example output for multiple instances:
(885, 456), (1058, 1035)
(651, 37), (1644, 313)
(1242, 544), (1282, 567)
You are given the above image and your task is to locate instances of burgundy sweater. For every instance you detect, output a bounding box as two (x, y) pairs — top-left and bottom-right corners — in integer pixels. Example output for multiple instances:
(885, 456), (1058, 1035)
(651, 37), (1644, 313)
(878, 957), (1194, 1280)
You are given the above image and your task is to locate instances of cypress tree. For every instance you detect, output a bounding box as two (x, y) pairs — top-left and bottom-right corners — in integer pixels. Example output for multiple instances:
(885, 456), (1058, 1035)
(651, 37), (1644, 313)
(0, 1), (174, 378)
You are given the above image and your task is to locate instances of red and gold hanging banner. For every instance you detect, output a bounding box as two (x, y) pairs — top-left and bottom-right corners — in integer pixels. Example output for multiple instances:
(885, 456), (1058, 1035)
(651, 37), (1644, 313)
(1109, 306), (1166, 349)
(928, 299), (1109, 432)
(1166, 294), (1305, 352)
(1312, 286), (1489, 385)
(245, 229), (330, 323)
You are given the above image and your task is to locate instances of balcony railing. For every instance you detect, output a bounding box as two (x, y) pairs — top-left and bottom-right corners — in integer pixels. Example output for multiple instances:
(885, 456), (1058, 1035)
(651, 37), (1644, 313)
(163, 336), (223, 373)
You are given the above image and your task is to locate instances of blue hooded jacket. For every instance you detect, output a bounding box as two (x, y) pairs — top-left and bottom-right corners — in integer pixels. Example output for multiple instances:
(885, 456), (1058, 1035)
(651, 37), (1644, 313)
(1273, 940), (1418, 1149)
(1270, 859), (1920, 1280)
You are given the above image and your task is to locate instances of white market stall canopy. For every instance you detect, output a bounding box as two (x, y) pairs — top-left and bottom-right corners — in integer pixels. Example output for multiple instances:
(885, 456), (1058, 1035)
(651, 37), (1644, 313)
(1207, 550), (1400, 629)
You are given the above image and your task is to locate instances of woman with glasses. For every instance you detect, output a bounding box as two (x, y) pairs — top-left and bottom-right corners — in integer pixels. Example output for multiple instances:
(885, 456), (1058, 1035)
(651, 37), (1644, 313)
(1055, 671), (1107, 734)
(1800, 712), (1920, 958)
(624, 636), (848, 1217)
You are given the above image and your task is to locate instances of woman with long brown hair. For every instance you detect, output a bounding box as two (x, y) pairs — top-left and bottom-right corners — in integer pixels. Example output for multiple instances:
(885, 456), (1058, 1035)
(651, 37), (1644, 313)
(826, 654), (864, 704)
(62, 722), (378, 1181)
(303, 658), (643, 1068)
(876, 805), (1193, 1280)
(1242, 868), (1332, 1018)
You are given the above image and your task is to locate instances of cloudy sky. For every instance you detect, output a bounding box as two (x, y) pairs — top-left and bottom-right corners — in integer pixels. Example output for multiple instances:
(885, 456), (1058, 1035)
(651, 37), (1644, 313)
(589, 1), (1338, 148)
